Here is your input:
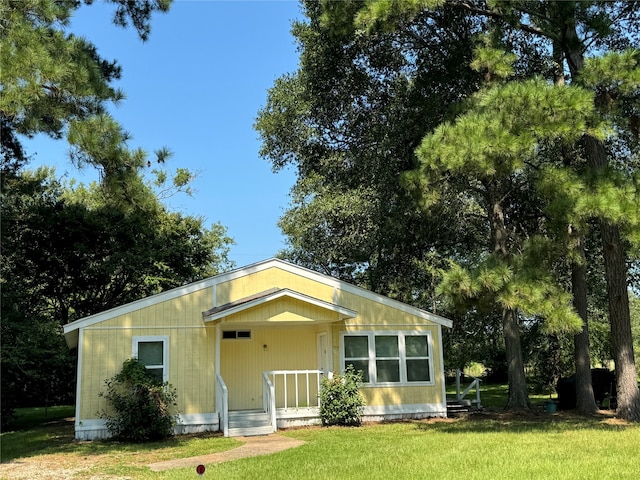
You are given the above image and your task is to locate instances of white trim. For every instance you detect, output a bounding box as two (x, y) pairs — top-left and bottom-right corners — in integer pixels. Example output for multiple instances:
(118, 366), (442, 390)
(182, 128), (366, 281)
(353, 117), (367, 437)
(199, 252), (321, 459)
(133, 335), (170, 383)
(74, 414), (221, 440)
(203, 288), (357, 322)
(86, 325), (214, 331)
(438, 324), (446, 409)
(75, 329), (84, 430)
(64, 259), (452, 340)
(340, 330), (435, 387)
(215, 324), (221, 378)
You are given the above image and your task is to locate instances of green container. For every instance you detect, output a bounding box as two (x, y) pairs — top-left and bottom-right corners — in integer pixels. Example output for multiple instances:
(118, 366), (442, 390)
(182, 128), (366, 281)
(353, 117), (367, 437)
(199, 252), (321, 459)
(545, 401), (557, 413)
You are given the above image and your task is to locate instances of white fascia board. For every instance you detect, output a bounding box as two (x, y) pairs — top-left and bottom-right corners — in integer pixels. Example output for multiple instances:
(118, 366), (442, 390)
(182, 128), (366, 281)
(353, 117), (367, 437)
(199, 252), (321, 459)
(203, 288), (357, 322)
(63, 277), (217, 335)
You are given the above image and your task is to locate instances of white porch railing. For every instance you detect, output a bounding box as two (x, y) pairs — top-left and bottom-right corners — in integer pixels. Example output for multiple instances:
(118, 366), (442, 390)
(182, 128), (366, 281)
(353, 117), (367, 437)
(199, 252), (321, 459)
(262, 372), (277, 432)
(455, 369), (482, 408)
(262, 370), (331, 417)
(216, 373), (229, 437)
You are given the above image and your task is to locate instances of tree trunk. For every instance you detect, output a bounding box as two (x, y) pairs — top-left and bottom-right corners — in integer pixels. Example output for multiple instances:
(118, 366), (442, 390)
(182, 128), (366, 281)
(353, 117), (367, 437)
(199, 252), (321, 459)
(561, 13), (640, 423)
(503, 306), (531, 410)
(599, 219), (640, 421)
(555, 39), (597, 414)
(571, 245), (598, 414)
(583, 136), (640, 422)
(488, 187), (530, 410)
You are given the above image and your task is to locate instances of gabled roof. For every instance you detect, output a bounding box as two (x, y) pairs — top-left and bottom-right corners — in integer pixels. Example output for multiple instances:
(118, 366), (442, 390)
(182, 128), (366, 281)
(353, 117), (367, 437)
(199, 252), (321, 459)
(202, 287), (357, 322)
(63, 258), (452, 348)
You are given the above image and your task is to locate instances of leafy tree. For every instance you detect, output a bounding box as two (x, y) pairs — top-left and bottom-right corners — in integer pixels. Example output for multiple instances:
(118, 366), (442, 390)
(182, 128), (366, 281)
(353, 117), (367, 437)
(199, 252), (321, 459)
(0, 0), (236, 428)
(414, 70), (596, 408)
(0, 0), (187, 204)
(331, 0), (640, 421)
(257, 0), (486, 302)
(0, 168), (234, 427)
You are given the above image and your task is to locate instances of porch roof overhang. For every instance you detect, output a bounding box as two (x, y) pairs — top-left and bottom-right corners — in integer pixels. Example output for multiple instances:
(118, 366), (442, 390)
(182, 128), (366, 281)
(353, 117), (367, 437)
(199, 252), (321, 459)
(202, 287), (357, 323)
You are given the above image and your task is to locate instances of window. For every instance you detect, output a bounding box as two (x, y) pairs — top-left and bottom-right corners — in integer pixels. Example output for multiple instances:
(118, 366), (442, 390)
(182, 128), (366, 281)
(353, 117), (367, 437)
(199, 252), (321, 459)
(341, 332), (433, 385)
(133, 336), (169, 383)
(222, 330), (251, 339)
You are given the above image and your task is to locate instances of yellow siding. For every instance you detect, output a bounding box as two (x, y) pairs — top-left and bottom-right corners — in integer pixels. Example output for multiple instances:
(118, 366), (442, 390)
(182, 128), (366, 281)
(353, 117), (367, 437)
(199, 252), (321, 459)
(217, 267), (336, 306)
(361, 385), (442, 406)
(221, 296), (339, 324)
(77, 264), (446, 426)
(96, 288), (212, 329)
(78, 287), (216, 422)
(220, 325), (324, 410)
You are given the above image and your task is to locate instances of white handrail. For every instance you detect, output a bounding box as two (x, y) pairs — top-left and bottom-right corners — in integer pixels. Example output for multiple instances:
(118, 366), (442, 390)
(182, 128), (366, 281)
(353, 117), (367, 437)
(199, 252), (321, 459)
(455, 369), (482, 408)
(216, 373), (229, 437)
(262, 372), (277, 432)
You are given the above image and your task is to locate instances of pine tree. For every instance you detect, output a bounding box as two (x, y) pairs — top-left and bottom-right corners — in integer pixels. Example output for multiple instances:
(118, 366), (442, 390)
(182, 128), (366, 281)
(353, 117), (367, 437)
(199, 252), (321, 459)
(352, 0), (640, 421)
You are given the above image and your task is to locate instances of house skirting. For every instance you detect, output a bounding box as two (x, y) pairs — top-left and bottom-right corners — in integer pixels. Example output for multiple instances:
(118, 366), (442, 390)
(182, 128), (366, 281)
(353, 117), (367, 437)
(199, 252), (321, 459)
(276, 402), (446, 429)
(360, 402), (447, 422)
(75, 403), (445, 440)
(74, 413), (219, 441)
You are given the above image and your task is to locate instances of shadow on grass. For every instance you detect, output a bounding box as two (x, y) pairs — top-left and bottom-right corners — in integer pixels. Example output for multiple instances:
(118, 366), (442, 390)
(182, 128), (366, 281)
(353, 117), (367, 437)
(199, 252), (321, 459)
(413, 411), (630, 435)
(0, 418), (227, 463)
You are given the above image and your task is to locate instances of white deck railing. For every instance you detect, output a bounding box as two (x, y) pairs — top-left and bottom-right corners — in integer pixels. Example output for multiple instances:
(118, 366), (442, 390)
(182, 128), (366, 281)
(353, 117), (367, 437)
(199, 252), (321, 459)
(263, 369), (330, 413)
(455, 369), (482, 408)
(216, 373), (229, 436)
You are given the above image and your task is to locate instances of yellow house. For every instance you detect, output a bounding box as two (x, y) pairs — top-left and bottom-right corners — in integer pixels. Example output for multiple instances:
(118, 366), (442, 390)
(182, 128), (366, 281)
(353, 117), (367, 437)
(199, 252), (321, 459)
(63, 258), (452, 440)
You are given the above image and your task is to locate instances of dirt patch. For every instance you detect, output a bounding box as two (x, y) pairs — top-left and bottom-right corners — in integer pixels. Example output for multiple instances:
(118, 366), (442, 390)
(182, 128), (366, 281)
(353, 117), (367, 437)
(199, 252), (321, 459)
(0, 434), (305, 479)
(148, 435), (305, 471)
(0, 455), (119, 480)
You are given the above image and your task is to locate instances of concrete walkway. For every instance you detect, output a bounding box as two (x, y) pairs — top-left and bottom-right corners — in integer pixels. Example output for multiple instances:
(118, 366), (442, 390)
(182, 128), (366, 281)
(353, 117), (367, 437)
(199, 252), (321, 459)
(148, 435), (306, 472)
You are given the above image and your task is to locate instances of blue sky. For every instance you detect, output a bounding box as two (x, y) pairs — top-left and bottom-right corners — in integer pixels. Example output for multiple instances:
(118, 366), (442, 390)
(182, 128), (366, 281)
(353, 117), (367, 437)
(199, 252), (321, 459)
(26, 0), (303, 267)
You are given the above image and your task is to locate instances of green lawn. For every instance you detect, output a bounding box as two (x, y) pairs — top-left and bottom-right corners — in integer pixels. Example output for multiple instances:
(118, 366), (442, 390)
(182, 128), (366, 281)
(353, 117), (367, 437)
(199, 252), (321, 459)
(2, 398), (639, 479)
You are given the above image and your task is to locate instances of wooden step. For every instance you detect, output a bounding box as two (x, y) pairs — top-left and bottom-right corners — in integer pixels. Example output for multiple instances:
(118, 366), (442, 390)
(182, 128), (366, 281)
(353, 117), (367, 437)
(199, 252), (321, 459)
(446, 398), (473, 416)
(228, 410), (274, 437)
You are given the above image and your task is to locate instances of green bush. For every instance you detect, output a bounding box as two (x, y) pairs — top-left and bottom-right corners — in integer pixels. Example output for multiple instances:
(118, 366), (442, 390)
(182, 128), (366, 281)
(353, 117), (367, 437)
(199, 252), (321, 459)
(319, 365), (365, 426)
(99, 359), (178, 442)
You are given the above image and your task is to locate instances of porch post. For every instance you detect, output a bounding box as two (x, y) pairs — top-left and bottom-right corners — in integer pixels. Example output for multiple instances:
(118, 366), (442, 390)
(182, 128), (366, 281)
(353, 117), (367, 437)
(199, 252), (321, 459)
(215, 323), (220, 378)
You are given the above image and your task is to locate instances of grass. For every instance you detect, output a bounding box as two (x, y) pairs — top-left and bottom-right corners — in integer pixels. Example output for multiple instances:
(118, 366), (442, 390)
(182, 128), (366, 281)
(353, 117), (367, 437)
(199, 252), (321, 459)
(2, 395), (639, 479)
(11, 405), (75, 430)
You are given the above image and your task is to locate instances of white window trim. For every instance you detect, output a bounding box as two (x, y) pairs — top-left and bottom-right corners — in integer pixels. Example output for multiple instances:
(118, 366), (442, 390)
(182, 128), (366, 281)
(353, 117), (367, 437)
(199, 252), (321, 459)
(340, 331), (434, 387)
(132, 335), (169, 383)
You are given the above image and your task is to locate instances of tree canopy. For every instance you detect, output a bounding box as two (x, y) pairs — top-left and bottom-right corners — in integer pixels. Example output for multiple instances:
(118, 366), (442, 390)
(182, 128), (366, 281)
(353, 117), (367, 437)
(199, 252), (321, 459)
(257, 0), (640, 419)
(0, 0), (236, 428)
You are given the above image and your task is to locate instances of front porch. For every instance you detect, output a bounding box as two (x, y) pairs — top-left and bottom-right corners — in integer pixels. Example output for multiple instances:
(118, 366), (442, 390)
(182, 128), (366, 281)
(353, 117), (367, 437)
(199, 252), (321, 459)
(217, 369), (331, 436)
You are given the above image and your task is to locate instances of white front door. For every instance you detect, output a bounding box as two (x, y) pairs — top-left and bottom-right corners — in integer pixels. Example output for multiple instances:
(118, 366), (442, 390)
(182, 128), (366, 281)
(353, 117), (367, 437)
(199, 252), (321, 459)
(317, 332), (330, 373)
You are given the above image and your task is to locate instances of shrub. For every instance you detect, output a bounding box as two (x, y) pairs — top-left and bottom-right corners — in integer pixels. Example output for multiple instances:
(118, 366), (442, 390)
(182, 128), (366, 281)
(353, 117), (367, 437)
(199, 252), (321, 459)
(99, 359), (178, 442)
(319, 365), (365, 426)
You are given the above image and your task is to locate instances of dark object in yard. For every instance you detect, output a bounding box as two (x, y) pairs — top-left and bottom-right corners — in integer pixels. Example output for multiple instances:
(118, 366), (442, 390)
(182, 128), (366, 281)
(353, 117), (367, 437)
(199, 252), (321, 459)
(556, 368), (616, 410)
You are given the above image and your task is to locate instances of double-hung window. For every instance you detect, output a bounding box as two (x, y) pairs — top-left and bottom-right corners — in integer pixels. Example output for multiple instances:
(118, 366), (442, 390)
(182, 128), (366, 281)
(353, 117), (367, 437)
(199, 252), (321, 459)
(341, 332), (433, 386)
(133, 336), (169, 383)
